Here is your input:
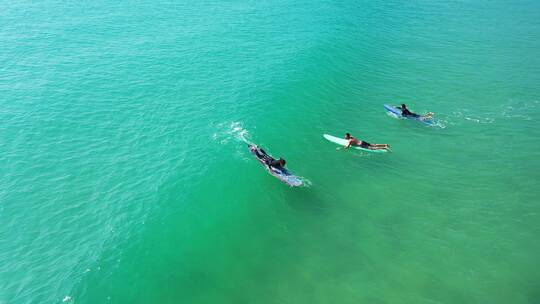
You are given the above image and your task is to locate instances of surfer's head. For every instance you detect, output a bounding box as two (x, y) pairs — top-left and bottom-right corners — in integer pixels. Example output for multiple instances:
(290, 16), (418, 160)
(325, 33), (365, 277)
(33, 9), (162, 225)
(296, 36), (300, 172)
(345, 133), (351, 139)
(279, 158), (286, 167)
(401, 103), (407, 108)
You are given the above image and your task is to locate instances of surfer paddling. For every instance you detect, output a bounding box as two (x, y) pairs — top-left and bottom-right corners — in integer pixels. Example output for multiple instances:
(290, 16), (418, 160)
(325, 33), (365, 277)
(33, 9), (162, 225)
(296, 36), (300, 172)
(252, 146), (286, 170)
(267, 157), (286, 170)
(344, 133), (390, 151)
(398, 104), (434, 119)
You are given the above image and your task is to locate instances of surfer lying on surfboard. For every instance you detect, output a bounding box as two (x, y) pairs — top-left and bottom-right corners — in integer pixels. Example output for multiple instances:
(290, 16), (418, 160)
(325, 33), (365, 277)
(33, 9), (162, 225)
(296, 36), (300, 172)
(252, 146), (286, 170)
(248, 145), (302, 187)
(344, 133), (390, 151)
(398, 104), (434, 119)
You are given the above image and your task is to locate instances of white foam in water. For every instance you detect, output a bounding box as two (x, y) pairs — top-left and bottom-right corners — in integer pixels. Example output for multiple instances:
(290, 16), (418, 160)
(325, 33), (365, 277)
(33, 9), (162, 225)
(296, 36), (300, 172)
(431, 119), (446, 129)
(451, 110), (496, 124)
(298, 177), (312, 187)
(229, 121), (252, 144)
(212, 121), (253, 145)
(500, 99), (538, 121)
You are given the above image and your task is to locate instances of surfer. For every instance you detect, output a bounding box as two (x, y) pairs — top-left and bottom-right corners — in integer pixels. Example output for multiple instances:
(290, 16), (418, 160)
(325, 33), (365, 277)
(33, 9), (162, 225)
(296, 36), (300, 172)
(267, 158), (286, 170)
(344, 133), (389, 151)
(248, 145), (301, 186)
(398, 104), (433, 119)
(252, 146), (286, 170)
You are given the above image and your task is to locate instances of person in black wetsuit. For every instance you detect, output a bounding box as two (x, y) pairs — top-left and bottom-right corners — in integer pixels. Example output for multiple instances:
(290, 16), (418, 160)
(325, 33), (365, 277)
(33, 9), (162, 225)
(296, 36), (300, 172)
(399, 104), (419, 117)
(253, 146), (286, 170)
(344, 133), (389, 151)
(267, 158), (286, 170)
(398, 104), (433, 119)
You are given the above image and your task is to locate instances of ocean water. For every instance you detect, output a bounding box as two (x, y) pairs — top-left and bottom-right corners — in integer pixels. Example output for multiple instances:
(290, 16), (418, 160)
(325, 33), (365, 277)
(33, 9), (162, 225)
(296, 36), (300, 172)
(1, 0), (540, 303)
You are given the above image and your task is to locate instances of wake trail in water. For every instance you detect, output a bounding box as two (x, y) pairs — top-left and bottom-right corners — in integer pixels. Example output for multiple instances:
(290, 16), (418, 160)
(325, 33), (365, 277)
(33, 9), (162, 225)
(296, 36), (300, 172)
(444, 100), (539, 127)
(500, 99), (539, 121)
(212, 121), (253, 145)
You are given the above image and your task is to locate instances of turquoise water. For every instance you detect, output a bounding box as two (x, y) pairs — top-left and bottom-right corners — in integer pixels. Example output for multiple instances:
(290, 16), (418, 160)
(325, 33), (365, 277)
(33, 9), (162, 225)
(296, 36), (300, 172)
(1, 0), (540, 303)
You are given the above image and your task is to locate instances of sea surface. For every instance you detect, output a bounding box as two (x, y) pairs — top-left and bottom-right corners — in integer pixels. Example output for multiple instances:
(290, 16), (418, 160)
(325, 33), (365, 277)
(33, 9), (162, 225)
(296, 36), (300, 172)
(1, 0), (540, 303)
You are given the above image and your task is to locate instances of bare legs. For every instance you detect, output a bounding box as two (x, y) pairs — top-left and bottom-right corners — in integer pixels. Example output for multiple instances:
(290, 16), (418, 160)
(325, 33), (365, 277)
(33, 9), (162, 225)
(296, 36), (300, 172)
(366, 143), (390, 151)
(423, 112), (434, 119)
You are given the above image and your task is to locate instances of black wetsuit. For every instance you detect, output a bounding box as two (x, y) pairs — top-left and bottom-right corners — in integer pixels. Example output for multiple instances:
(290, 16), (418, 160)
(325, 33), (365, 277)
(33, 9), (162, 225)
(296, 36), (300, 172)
(267, 159), (283, 169)
(401, 107), (420, 118)
(253, 147), (283, 170)
(254, 147), (268, 159)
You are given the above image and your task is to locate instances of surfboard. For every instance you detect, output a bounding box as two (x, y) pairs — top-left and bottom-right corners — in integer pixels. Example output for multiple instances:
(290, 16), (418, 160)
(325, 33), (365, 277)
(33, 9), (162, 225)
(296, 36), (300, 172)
(384, 104), (435, 126)
(248, 145), (303, 187)
(323, 134), (388, 153)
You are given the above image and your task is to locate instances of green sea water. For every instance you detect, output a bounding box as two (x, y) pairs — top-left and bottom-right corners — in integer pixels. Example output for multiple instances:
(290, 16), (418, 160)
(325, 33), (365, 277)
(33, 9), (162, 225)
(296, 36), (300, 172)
(1, 0), (540, 303)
